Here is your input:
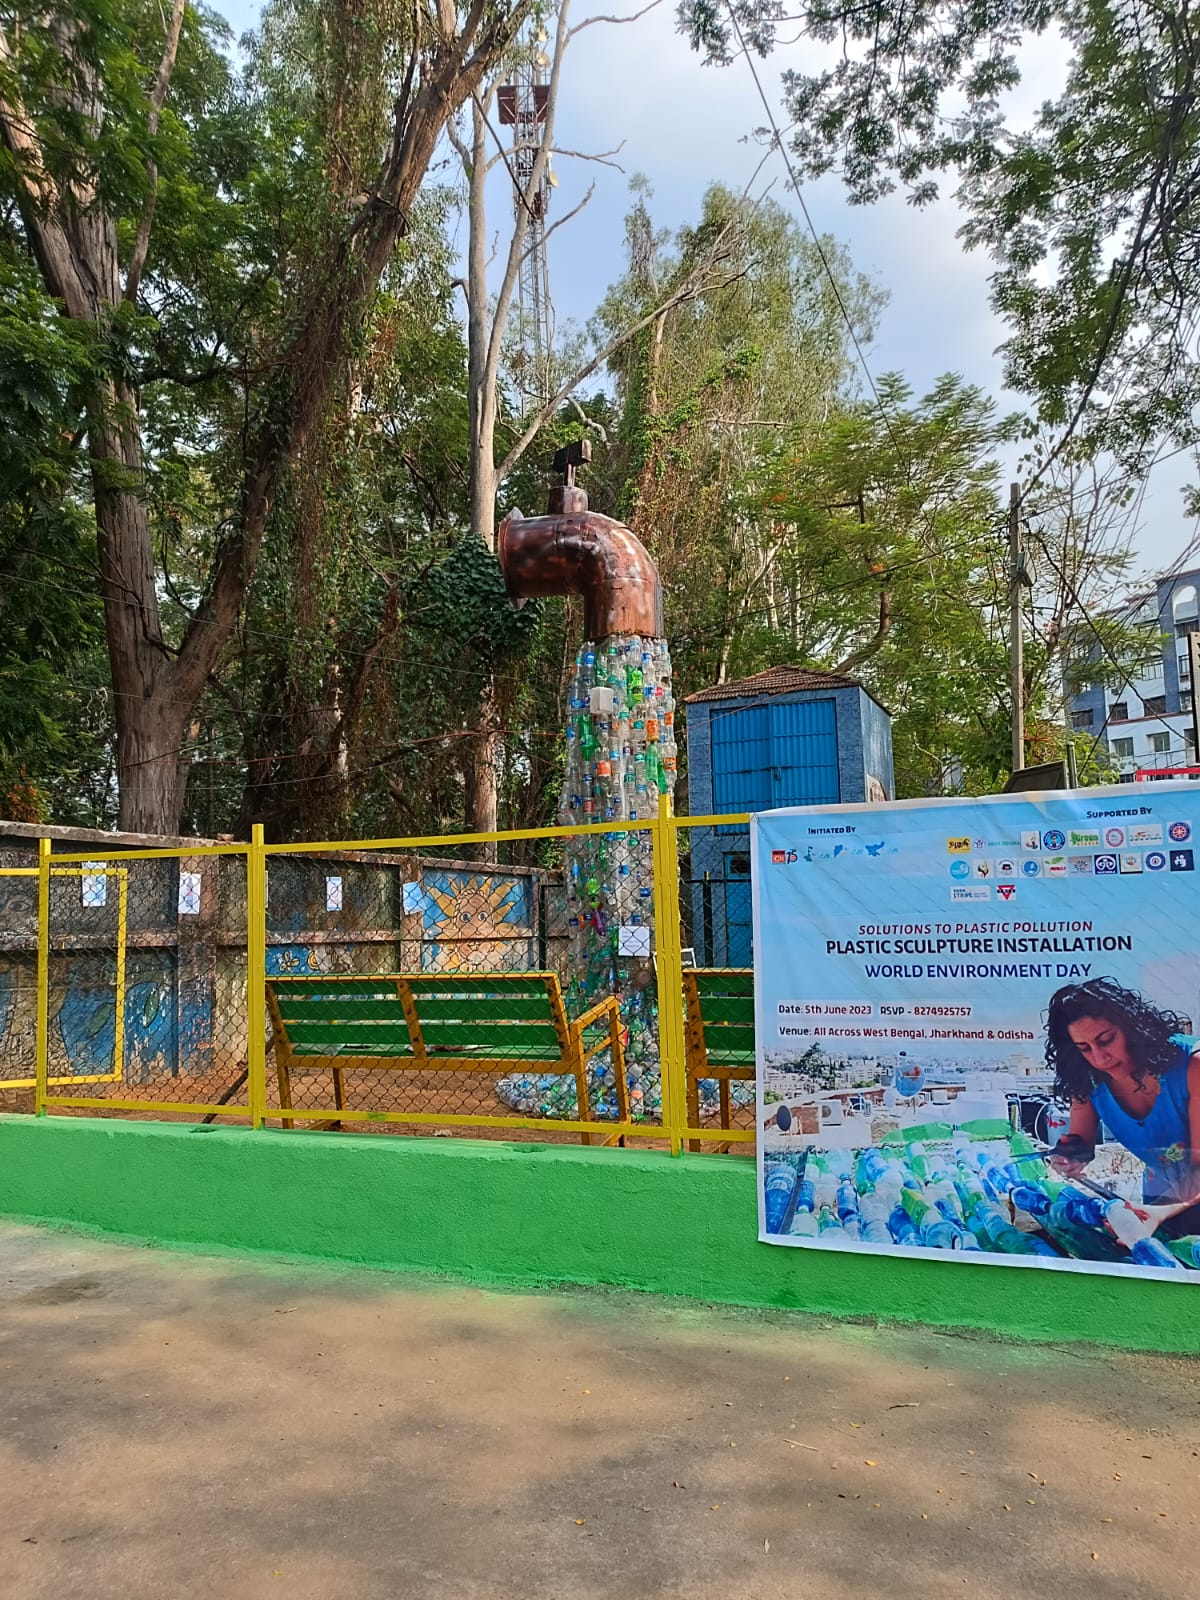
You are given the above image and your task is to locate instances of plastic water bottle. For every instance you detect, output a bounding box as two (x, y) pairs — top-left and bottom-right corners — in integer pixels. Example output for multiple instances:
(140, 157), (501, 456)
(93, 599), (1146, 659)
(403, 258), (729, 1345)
(1167, 1235), (1200, 1268)
(1009, 1183), (1053, 1219)
(764, 1164), (796, 1234)
(857, 1191), (890, 1243)
(923, 1216), (968, 1250)
(1050, 1189), (1107, 1230)
(1131, 1237), (1186, 1271)
(887, 1205), (919, 1246)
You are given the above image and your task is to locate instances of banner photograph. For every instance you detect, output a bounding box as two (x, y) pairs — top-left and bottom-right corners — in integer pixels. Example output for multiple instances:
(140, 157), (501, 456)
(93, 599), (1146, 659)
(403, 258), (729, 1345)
(753, 784), (1200, 1278)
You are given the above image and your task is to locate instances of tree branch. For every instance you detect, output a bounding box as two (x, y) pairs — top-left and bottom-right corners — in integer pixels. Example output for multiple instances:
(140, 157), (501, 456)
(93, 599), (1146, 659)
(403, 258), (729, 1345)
(567, 0), (666, 39)
(124, 0), (187, 303)
(536, 183), (594, 251)
(550, 142), (627, 170)
(832, 586), (893, 673)
(0, 32), (93, 317)
(495, 222), (740, 483)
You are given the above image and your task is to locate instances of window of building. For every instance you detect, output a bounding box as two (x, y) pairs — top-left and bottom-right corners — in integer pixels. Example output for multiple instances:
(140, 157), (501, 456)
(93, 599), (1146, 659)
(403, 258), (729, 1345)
(1183, 690), (1194, 712)
(1070, 708), (1094, 729)
(1144, 694), (1167, 716)
(1110, 701), (1130, 722)
(1111, 737), (1135, 758)
(1181, 654), (1191, 680)
(1176, 619), (1199, 638)
(1150, 731), (1172, 754)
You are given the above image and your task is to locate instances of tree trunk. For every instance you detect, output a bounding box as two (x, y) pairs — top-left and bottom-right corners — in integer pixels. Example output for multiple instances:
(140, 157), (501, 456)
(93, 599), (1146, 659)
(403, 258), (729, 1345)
(460, 96), (500, 838)
(4, 8), (530, 836)
(89, 373), (193, 832)
(467, 699), (500, 836)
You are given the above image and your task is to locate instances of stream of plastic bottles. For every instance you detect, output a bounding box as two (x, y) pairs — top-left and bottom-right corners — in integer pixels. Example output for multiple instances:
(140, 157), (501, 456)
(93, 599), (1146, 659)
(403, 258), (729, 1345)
(496, 635), (690, 1125)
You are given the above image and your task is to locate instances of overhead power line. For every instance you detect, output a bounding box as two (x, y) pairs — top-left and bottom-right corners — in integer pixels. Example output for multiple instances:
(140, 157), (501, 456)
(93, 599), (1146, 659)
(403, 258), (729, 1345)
(720, 1), (911, 476)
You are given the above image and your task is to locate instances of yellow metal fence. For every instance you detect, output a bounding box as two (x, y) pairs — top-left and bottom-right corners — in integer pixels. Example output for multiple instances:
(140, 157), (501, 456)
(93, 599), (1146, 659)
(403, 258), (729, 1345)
(10, 809), (756, 1154)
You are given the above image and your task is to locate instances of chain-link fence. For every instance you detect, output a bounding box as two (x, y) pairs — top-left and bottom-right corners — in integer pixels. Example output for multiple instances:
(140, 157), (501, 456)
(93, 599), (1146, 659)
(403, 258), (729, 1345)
(40, 845), (253, 1121)
(0, 863), (39, 1106)
(676, 816), (756, 1153)
(3, 811), (758, 1151)
(259, 824), (669, 1142)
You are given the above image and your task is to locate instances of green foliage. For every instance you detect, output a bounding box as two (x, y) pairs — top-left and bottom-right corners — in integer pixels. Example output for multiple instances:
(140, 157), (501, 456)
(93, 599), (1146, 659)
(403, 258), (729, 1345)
(0, 0), (1175, 838)
(0, 247), (111, 818)
(419, 535), (542, 663)
(680, 0), (1200, 467)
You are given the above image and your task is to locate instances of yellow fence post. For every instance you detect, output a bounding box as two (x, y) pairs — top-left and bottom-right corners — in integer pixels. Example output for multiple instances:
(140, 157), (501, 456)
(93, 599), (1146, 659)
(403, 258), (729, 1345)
(34, 836), (50, 1116)
(247, 825), (267, 1129)
(652, 795), (688, 1155)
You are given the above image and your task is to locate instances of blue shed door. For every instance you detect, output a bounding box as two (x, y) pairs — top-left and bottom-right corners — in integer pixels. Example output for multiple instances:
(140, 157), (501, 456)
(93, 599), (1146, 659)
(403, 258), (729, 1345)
(710, 697), (841, 813)
(769, 698), (841, 806)
(711, 704), (772, 813)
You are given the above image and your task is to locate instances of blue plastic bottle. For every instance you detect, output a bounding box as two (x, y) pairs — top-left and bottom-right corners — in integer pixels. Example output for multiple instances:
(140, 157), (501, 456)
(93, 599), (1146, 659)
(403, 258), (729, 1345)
(764, 1164), (796, 1234)
(887, 1205), (919, 1246)
(1131, 1237), (1186, 1271)
(1009, 1183), (1053, 1219)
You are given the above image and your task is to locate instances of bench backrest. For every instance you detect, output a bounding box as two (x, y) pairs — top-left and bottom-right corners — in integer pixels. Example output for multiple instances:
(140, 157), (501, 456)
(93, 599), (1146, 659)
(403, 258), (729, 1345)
(398, 972), (570, 1062)
(683, 968), (755, 1066)
(267, 975), (414, 1059)
(267, 971), (571, 1064)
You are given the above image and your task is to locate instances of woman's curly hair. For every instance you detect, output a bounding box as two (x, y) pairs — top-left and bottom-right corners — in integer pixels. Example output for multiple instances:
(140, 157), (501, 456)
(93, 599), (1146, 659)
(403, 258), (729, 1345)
(1045, 977), (1188, 1105)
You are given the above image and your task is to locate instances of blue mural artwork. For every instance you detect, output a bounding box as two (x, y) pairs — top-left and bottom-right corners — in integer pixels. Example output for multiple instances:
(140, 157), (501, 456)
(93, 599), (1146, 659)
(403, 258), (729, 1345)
(178, 975), (214, 1064)
(0, 855), (546, 1081)
(268, 946), (321, 976)
(267, 945), (362, 976)
(54, 974), (176, 1080)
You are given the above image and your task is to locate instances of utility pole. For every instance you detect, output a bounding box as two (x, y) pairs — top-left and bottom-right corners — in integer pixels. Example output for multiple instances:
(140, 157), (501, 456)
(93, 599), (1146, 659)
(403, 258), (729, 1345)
(1009, 482), (1025, 775)
(1189, 630), (1200, 763)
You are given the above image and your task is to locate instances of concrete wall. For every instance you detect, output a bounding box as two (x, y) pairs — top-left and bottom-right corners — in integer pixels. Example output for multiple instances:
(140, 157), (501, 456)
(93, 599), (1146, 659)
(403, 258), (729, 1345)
(0, 1117), (1194, 1352)
(860, 691), (896, 801)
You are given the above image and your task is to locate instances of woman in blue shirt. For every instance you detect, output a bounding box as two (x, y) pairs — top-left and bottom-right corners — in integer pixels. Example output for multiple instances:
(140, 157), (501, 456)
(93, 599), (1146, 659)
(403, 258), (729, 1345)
(1045, 978), (1200, 1224)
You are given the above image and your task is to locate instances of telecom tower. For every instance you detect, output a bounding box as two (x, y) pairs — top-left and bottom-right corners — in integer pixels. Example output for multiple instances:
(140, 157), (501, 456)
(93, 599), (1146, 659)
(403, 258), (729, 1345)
(498, 24), (555, 409)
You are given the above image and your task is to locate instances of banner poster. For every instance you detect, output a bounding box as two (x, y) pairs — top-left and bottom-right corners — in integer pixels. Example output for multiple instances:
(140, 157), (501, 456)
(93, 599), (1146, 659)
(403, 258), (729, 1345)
(752, 784), (1200, 1279)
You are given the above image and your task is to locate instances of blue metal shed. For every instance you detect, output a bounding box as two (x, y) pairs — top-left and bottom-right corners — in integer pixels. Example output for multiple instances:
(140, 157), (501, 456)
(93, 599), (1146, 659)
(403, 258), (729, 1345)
(683, 665), (894, 965)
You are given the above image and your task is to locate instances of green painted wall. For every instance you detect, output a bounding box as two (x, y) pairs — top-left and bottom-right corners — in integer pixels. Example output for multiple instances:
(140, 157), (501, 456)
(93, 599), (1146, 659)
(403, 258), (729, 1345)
(0, 1116), (1192, 1351)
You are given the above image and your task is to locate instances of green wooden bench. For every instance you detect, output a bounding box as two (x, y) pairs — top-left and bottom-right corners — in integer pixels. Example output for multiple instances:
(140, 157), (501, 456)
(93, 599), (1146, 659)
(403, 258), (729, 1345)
(683, 968), (755, 1151)
(266, 972), (628, 1143)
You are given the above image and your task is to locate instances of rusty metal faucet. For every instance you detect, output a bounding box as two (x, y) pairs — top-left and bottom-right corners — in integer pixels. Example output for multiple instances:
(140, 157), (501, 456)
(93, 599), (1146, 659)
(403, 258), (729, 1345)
(497, 442), (662, 639)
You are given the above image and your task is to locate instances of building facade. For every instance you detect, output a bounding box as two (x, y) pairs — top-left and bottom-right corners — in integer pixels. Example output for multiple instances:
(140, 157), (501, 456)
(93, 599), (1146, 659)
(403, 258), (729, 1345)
(1067, 567), (1200, 780)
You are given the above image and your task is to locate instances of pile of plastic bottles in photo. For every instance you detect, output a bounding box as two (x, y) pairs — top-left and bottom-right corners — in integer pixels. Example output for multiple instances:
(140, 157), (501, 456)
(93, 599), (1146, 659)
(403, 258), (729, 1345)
(498, 634), (718, 1125)
(763, 1123), (1200, 1271)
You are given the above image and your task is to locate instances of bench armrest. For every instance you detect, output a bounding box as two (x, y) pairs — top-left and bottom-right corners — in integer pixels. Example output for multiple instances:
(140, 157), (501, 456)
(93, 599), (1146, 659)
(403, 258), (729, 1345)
(574, 995), (619, 1037)
(570, 995), (629, 1127)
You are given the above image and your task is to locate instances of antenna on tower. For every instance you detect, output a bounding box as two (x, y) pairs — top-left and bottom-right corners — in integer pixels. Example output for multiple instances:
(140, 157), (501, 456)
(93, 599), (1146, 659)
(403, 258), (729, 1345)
(498, 21), (555, 411)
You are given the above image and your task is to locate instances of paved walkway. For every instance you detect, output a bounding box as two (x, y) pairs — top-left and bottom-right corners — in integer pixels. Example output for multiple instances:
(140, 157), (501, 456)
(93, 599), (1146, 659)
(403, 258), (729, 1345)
(0, 1222), (1196, 1599)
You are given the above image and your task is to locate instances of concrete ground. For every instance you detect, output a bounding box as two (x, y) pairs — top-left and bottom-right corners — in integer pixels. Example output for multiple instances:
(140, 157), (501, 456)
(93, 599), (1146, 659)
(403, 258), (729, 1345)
(0, 1225), (1197, 1600)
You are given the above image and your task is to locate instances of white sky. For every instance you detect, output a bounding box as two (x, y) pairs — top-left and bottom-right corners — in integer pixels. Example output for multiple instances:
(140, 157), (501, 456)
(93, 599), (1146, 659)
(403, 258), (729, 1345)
(219, 0), (1198, 579)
